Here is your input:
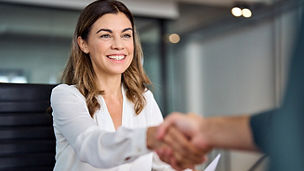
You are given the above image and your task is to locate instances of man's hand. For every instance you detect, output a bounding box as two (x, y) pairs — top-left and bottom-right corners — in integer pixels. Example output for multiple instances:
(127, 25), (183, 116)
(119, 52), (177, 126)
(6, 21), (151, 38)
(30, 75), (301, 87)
(157, 112), (211, 150)
(147, 125), (206, 170)
(155, 113), (212, 170)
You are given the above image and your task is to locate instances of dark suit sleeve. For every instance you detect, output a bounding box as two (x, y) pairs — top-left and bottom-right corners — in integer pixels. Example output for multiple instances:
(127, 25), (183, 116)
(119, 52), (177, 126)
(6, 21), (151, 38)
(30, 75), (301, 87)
(250, 109), (275, 154)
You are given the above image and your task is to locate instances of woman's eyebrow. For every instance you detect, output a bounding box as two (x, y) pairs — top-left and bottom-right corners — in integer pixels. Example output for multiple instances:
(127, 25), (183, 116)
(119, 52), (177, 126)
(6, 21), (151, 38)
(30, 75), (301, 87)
(122, 28), (133, 33)
(96, 28), (112, 34)
(96, 28), (133, 34)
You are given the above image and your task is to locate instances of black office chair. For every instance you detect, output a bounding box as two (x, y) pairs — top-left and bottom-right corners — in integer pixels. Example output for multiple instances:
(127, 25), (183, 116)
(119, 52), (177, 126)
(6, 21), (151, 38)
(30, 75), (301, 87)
(0, 83), (56, 171)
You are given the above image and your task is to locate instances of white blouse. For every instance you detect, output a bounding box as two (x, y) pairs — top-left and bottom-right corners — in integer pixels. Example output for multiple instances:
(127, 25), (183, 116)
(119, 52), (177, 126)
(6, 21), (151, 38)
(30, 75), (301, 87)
(51, 84), (174, 171)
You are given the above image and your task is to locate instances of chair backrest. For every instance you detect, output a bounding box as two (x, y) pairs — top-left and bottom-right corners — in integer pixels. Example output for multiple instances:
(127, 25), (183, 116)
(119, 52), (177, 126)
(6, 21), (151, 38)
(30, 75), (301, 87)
(0, 83), (56, 171)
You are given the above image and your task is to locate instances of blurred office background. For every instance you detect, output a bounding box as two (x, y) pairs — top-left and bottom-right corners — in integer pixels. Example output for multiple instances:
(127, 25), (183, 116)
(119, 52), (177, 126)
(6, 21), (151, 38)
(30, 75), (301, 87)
(0, 0), (302, 170)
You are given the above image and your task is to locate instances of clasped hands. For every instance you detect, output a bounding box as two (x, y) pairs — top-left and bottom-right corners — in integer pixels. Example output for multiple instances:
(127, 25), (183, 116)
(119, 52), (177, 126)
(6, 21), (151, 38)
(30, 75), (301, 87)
(147, 113), (211, 170)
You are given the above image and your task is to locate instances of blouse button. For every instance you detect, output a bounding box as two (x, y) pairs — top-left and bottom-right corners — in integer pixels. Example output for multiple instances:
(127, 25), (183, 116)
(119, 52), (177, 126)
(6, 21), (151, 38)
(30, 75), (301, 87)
(125, 157), (131, 161)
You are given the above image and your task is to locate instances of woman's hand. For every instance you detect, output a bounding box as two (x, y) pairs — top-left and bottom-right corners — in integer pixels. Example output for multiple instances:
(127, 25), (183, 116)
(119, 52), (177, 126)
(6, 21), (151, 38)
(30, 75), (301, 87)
(147, 126), (207, 170)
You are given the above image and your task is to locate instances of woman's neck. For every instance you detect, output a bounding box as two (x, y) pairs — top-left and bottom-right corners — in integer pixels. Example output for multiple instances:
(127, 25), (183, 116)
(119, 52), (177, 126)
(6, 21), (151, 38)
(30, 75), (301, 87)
(96, 74), (122, 98)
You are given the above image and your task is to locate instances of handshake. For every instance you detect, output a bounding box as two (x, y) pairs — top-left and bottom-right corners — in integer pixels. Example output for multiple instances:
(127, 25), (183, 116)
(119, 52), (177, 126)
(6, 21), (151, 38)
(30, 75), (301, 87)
(147, 112), (256, 170)
(146, 113), (212, 170)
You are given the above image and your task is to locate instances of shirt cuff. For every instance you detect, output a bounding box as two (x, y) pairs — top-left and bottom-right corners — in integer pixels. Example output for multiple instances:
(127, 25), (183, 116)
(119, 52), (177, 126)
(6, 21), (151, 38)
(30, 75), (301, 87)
(120, 127), (152, 162)
(135, 127), (152, 154)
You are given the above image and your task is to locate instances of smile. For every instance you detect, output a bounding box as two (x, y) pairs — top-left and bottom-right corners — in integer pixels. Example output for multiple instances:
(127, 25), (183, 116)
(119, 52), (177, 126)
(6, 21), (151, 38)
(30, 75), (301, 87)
(107, 55), (126, 61)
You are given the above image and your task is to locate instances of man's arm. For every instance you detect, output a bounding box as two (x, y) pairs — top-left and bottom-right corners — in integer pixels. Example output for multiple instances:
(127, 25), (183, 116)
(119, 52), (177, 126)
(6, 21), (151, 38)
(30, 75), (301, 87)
(157, 113), (259, 153)
(201, 115), (258, 151)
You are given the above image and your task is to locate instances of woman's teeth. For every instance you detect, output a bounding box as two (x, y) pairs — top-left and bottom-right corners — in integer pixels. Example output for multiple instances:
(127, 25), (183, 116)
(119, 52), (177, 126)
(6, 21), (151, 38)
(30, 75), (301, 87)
(107, 55), (125, 60)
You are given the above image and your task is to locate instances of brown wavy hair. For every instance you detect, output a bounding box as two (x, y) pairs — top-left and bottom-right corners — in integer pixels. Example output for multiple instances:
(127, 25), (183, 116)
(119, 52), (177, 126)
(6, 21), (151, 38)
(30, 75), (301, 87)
(62, 0), (151, 117)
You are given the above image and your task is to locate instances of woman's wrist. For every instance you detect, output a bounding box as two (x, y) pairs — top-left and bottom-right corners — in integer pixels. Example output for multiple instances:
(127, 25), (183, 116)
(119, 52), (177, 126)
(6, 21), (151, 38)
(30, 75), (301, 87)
(146, 126), (158, 150)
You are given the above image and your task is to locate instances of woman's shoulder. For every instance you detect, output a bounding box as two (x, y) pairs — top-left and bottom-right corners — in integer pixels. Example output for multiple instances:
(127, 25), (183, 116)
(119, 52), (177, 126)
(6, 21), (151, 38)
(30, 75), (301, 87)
(142, 89), (159, 107)
(52, 84), (78, 93)
(51, 84), (84, 99)
(143, 88), (154, 100)
(142, 88), (164, 124)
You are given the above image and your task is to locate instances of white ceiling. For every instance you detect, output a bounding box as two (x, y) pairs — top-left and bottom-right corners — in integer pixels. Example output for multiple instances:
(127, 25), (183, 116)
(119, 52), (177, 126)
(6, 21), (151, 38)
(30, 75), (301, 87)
(0, 0), (274, 7)
(1, 0), (274, 18)
(1, 0), (179, 18)
(141, 0), (273, 6)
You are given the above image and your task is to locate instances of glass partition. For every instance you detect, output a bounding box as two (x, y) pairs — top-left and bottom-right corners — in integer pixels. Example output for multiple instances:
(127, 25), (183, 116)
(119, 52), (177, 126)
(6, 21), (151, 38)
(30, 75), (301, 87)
(0, 2), (167, 113)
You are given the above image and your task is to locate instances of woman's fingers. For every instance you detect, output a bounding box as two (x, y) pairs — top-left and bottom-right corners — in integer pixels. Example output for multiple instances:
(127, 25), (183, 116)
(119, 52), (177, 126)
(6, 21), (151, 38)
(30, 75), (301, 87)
(163, 126), (206, 164)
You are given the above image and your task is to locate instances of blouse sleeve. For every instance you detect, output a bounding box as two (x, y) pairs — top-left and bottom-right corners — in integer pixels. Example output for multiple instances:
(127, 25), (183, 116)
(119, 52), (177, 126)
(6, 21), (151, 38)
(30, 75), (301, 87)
(51, 84), (150, 168)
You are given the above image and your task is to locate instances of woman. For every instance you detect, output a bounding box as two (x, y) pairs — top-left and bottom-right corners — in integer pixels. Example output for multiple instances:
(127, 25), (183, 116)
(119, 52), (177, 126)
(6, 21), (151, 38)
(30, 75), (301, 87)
(51, 0), (203, 170)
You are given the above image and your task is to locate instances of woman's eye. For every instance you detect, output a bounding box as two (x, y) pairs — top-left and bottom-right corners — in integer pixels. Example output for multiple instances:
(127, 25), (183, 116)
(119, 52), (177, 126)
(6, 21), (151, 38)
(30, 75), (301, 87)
(100, 34), (111, 38)
(122, 34), (132, 38)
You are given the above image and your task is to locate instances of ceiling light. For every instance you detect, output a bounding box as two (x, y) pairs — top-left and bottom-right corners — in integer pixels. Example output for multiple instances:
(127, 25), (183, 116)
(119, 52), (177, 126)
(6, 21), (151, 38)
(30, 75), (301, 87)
(168, 33), (180, 44)
(231, 7), (242, 17)
(242, 8), (252, 18)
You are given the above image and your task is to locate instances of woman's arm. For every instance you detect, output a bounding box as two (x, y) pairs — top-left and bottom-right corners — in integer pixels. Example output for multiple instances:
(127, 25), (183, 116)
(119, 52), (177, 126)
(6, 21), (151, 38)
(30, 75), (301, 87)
(51, 84), (151, 168)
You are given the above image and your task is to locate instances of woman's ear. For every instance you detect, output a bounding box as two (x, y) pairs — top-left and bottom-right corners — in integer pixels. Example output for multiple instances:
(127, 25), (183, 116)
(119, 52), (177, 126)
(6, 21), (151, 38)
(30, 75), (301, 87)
(77, 36), (89, 54)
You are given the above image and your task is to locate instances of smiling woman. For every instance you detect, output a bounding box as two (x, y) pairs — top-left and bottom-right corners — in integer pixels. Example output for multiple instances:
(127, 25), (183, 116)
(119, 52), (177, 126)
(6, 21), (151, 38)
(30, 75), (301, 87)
(61, 0), (148, 118)
(50, 0), (201, 171)
(77, 12), (134, 82)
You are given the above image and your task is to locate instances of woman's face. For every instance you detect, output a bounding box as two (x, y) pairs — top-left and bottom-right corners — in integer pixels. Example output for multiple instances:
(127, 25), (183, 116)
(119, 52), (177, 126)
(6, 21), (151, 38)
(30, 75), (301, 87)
(79, 12), (134, 76)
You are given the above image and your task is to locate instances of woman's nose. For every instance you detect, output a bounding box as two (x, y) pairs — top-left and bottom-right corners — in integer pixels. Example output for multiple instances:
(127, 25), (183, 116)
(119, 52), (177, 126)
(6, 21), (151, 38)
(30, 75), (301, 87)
(111, 37), (124, 50)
